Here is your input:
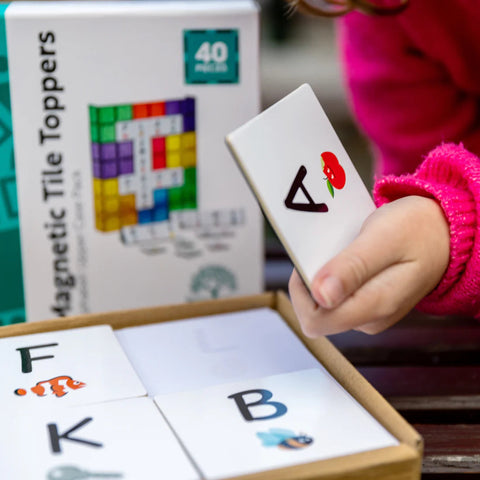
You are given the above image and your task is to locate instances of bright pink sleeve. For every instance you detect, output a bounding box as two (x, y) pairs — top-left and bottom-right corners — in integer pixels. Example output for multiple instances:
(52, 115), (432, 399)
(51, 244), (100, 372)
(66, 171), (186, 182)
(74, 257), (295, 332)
(338, 12), (480, 176)
(374, 143), (480, 318)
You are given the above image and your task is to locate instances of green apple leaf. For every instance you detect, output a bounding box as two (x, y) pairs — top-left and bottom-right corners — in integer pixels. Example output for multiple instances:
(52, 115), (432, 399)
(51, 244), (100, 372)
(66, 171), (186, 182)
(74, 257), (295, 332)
(327, 179), (334, 198)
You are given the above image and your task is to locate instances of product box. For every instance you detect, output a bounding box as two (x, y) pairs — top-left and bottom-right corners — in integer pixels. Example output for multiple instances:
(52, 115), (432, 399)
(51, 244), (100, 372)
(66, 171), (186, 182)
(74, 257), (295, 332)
(0, 0), (263, 324)
(0, 291), (423, 479)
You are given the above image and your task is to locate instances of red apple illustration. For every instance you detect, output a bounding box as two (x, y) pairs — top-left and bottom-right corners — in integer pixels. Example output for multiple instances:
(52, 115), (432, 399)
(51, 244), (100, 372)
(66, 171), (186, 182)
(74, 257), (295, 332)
(321, 151), (346, 198)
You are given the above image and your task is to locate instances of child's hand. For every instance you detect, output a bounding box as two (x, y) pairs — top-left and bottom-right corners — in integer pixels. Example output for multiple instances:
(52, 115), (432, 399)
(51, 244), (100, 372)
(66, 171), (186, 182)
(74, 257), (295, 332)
(288, 195), (450, 336)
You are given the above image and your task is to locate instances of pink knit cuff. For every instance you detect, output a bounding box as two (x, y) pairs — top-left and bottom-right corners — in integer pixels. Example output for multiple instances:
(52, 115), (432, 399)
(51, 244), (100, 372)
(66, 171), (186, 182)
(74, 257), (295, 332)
(373, 143), (480, 317)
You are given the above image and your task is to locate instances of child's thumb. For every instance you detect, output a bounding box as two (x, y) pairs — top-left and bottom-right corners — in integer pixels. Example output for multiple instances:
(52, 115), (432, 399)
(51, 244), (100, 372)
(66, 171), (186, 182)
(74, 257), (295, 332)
(310, 228), (400, 309)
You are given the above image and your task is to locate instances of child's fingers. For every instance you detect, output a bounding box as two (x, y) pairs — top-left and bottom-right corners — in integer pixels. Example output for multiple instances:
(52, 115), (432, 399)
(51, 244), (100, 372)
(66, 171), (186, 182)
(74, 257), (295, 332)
(289, 196), (449, 337)
(300, 260), (422, 336)
(288, 269), (325, 338)
(310, 217), (403, 310)
(288, 269), (338, 338)
(288, 268), (316, 310)
(288, 268), (309, 300)
(288, 218), (406, 337)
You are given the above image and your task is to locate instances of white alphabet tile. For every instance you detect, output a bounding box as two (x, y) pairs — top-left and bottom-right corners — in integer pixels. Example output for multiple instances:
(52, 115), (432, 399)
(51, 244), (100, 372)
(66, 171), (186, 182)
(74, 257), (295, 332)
(0, 325), (146, 407)
(155, 368), (398, 479)
(226, 84), (376, 288)
(115, 307), (320, 396)
(0, 397), (199, 479)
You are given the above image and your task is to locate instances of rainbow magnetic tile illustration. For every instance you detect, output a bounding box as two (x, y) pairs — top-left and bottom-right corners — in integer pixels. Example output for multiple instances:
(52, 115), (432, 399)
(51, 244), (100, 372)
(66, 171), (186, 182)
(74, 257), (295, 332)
(89, 97), (198, 246)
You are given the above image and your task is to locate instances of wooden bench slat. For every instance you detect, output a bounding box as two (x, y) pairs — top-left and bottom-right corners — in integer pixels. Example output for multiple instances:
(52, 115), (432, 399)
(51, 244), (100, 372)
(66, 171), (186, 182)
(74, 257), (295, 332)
(334, 346), (480, 367)
(358, 366), (480, 397)
(330, 323), (480, 350)
(389, 395), (480, 411)
(328, 320), (480, 366)
(414, 424), (480, 473)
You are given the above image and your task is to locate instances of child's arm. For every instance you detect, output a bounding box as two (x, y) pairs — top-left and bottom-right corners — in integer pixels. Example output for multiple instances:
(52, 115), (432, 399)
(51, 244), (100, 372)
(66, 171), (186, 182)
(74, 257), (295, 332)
(375, 143), (480, 318)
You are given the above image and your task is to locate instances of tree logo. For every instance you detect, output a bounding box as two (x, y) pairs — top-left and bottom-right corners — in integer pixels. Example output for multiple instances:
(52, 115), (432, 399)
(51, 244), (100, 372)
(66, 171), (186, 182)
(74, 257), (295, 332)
(188, 265), (237, 300)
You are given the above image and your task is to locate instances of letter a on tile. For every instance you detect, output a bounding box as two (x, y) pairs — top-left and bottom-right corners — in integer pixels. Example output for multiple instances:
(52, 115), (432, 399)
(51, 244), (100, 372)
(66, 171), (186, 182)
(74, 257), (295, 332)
(285, 165), (328, 212)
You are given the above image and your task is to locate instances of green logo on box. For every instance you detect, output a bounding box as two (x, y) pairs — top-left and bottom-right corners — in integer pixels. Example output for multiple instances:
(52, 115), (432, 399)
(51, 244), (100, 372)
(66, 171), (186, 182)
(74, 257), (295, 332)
(184, 29), (239, 84)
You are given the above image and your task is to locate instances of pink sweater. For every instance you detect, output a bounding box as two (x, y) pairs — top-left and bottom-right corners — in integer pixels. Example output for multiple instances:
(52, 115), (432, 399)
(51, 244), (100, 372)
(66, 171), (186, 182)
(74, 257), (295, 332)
(338, 2), (480, 318)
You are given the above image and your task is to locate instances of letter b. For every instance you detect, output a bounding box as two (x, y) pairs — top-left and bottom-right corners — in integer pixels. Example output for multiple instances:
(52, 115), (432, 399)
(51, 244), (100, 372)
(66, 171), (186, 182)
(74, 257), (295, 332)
(228, 389), (287, 422)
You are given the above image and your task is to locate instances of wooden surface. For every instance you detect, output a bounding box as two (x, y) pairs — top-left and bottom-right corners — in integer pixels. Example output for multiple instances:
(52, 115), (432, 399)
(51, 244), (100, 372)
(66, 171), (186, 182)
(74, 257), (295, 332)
(328, 312), (480, 478)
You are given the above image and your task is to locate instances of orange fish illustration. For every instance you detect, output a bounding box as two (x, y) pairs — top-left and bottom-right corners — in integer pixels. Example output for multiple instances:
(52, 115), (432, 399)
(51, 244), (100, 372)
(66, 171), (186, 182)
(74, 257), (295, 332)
(14, 376), (86, 398)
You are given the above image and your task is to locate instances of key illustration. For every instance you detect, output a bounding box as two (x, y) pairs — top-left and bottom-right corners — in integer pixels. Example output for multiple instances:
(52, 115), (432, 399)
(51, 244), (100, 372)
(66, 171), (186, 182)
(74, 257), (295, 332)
(46, 465), (123, 480)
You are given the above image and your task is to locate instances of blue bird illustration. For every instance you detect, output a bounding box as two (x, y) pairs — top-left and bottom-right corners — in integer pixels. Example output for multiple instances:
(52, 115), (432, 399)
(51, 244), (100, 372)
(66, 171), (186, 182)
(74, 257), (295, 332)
(256, 428), (314, 450)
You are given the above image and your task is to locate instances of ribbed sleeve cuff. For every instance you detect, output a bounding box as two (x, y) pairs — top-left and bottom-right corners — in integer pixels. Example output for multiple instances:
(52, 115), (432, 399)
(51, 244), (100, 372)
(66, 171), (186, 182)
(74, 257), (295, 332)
(373, 143), (480, 317)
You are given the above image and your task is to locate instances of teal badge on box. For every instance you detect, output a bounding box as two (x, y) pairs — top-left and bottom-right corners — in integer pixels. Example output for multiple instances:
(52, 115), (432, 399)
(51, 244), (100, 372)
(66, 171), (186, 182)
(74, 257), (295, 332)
(184, 29), (239, 84)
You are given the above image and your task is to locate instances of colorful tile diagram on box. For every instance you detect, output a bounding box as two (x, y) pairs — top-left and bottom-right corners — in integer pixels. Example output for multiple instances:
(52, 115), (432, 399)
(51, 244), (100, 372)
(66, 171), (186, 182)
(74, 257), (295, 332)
(89, 97), (197, 246)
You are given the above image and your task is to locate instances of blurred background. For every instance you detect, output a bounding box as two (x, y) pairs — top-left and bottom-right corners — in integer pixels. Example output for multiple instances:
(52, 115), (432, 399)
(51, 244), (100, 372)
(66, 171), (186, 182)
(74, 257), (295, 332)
(257, 0), (374, 292)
